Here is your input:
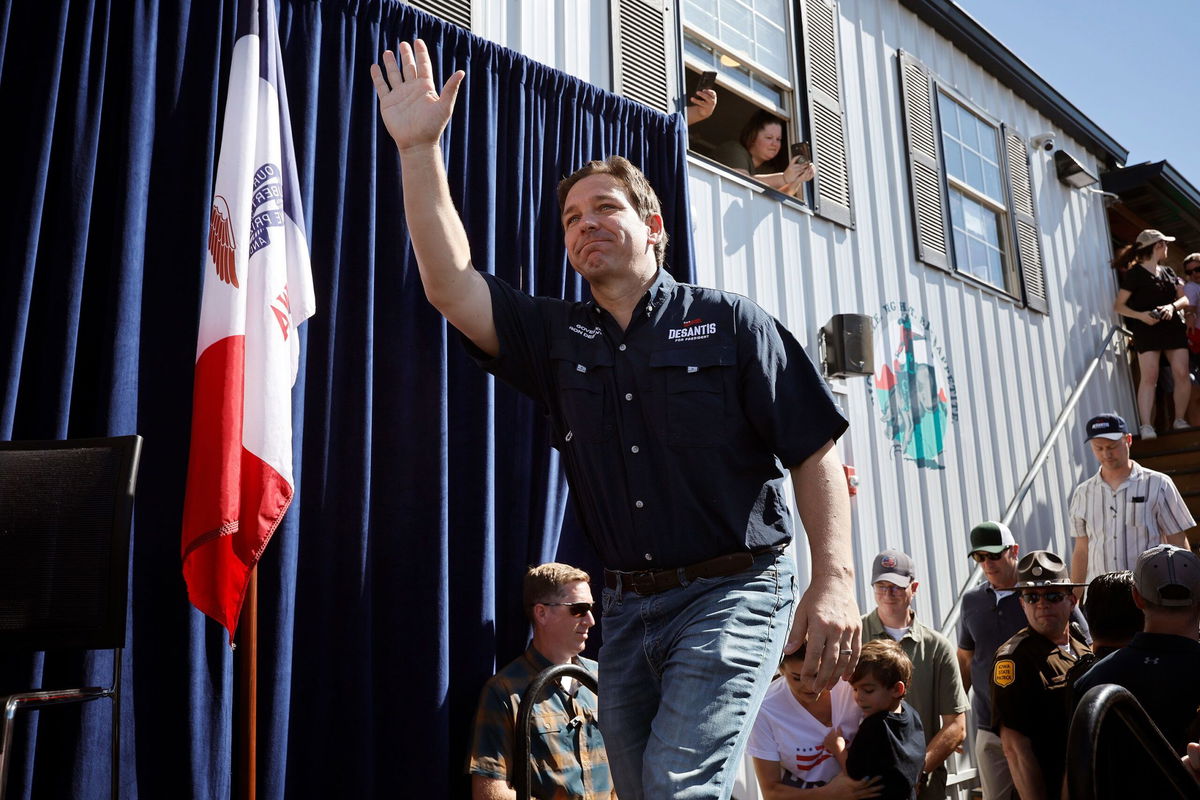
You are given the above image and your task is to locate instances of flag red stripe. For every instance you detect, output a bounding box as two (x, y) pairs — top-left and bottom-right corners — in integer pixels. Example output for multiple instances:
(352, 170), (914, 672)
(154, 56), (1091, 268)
(182, 334), (291, 637)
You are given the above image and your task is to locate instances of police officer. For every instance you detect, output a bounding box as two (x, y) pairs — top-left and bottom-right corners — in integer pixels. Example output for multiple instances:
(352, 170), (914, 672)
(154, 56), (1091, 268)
(992, 550), (1091, 800)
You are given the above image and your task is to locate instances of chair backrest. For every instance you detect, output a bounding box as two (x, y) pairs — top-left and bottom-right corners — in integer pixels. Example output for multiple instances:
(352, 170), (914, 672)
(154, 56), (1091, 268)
(0, 436), (143, 652)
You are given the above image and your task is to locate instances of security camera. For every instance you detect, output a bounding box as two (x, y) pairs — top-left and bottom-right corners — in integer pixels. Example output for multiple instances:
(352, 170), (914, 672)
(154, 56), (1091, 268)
(1029, 133), (1056, 152)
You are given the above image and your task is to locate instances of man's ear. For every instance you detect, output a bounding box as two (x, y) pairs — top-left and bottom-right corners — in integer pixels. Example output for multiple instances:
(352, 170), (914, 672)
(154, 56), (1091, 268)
(646, 214), (664, 242)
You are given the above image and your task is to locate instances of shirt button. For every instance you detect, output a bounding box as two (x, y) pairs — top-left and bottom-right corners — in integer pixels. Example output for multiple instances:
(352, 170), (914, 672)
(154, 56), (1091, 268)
(644, 553), (653, 561)
(625, 392), (633, 401)
(635, 500), (644, 509)
(618, 344), (627, 352)
(630, 445), (639, 454)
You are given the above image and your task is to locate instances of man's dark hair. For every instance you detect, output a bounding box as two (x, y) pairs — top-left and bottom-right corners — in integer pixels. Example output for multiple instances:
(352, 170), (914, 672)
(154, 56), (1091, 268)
(1083, 571), (1143, 643)
(556, 156), (668, 267)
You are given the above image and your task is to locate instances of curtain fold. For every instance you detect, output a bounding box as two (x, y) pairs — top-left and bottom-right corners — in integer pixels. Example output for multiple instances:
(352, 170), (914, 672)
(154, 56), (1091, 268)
(0, 0), (694, 796)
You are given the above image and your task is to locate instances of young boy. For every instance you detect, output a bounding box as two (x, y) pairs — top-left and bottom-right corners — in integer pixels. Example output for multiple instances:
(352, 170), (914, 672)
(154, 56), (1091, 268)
(827, 639), (925, 799)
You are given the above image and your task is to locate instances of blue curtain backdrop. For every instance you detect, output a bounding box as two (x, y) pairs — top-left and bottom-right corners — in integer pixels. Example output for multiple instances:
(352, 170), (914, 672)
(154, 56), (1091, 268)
(0, 0), (695, 797)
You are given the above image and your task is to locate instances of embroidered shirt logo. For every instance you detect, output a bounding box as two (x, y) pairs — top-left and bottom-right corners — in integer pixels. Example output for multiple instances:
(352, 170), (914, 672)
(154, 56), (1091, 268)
(667, 320), (717, 341)
(568, 324), (602, 340)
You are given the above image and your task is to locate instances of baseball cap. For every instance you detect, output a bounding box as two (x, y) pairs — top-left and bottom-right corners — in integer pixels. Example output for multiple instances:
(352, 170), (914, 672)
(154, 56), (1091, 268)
(1085, 413), (1129, 442)
(1135, 229), (1176, 248)
(1134, 545), (1200, 607)
(871, 549), (915, 587)
(1015, 550), (1082, 588)
(969, 521), (1016, 555)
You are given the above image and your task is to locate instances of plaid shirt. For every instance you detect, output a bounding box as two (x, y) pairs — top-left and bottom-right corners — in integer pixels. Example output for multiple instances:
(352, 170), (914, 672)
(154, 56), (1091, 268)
(468, 647), (612, 799)
(1070, 460), (1196, 581)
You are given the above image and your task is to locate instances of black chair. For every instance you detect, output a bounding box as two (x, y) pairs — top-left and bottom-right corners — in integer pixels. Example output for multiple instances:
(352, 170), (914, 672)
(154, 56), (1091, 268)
(1068, 683), (1200, 799)
(513, 663), (599, 800)
(0, 435), (143, 800)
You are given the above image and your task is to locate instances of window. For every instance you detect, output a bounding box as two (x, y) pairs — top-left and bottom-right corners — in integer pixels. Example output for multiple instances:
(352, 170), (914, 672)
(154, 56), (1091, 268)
(898, 51), (1048, 312)
(679, 0), (853, 226)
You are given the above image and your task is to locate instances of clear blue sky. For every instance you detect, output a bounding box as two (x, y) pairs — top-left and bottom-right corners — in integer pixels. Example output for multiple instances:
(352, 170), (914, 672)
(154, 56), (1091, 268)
(952, 0), (1200, 188)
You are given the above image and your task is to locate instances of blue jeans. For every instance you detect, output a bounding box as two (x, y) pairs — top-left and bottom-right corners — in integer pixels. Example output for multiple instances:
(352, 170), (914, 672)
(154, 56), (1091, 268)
(598, 549), (796, 800)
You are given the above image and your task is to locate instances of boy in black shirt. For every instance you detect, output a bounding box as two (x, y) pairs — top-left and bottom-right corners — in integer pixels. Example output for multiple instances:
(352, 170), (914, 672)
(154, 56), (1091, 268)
(828, 639), (925, 799)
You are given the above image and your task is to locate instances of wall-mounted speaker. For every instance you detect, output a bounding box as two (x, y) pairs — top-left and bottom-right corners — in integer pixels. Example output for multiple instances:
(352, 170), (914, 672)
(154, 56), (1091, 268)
(821, 314), (874, 378)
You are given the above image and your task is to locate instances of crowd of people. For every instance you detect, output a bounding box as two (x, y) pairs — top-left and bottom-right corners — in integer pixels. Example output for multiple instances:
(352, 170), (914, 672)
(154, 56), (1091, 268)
(462, 411), (1196, 800)
(370, 42), (1197, 799)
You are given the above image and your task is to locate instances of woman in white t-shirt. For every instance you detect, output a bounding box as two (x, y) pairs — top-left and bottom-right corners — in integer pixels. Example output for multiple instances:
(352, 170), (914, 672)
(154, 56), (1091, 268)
(749, 646), (882, 798)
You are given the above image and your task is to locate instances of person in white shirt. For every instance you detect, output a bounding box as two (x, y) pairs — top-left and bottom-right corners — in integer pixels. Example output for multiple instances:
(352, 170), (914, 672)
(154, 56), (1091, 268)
(1069, 413), (1196, 585)
(749, 644), (880, 798)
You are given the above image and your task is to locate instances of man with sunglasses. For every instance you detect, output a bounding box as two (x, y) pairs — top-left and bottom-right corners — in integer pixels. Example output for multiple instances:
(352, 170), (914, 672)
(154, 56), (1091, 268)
(956, 522), (1088, 799)
(992, 551), (1091, 800)
(468, 562), (614, 799)
(861, 549), (967, 800)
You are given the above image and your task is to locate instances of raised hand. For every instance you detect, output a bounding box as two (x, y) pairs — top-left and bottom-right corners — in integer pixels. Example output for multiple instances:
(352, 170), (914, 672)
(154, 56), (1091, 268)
(369, 39), (465, 153)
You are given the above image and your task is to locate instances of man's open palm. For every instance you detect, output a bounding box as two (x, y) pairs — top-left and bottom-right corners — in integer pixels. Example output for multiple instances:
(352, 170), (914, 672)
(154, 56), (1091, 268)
(369, 39), (464, 152)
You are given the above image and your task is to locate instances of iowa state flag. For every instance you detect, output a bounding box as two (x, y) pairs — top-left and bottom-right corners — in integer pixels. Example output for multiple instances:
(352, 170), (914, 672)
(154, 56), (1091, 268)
(182, 0), (315, 640)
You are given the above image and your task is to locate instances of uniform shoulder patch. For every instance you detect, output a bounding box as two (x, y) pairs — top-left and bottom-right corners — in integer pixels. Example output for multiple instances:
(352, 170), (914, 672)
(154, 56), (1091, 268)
(993, 658), (1016, 687)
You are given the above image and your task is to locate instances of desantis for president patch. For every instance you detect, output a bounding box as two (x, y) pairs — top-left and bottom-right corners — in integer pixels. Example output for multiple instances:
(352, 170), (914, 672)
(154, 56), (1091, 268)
(993, 659), (1016, 687)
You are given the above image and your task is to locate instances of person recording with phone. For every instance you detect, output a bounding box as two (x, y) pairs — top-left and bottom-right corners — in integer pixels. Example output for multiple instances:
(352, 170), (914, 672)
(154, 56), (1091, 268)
(1110, 229), (1192, 438)
(715, 110), (815, 197)
(687, 70), (718, 126)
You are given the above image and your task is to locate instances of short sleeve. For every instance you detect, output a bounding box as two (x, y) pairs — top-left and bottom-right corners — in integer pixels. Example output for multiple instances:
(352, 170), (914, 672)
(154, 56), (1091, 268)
(845, 714), (887, 781)
(1152, 475), (1197, 534)
(956, 599), (975, 651)
(738, 309), (848, 467)
(1118, 268), (1140, 294)
(935, 638), (970, 713)
(1068, 484), (1089, 538)
(746, 705), (779, 760)
(460, 272), (555, 404)
(991, 651), (1034, 736)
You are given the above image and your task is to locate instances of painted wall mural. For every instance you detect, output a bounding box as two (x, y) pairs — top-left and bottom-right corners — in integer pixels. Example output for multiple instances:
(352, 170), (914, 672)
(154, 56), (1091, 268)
(866, 302), (959, 470)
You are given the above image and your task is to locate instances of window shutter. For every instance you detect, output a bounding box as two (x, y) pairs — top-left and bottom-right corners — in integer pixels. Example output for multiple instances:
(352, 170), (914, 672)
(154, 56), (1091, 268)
(800, 0), (852, 227)
(1002, 126), (1048, 313)
(407, 0), (472, 30)
(897, 51), (950, 271)
(612, 0), (670, 113)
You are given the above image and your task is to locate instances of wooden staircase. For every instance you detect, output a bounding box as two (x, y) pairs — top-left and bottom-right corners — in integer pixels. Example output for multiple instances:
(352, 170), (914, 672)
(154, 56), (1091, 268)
(1131, 427), (1200, 545)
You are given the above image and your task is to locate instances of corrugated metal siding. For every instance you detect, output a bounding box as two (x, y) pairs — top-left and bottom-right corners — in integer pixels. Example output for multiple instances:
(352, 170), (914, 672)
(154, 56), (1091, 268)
(687, 0), (1135, 630)
(476, 0), (613, 91)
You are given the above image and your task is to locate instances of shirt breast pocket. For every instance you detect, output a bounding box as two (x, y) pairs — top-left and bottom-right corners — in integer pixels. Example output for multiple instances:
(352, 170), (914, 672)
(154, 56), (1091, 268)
(1125, 498), (1149, 530)
(651, 344), (734, 447)
(551, 342), (613, 443)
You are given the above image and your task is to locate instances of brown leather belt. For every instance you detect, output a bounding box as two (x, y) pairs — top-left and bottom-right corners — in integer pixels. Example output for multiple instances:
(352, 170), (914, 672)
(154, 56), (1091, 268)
(603, 546), (784, 596)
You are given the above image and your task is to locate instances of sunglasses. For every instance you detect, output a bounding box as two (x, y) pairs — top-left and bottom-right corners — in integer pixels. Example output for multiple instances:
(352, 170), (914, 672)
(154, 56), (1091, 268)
(1187, 268), (1200, 275)
(541, 601), (594, 617)
(970, 548), (1010, 563)
(1020, 591), (1068, 605)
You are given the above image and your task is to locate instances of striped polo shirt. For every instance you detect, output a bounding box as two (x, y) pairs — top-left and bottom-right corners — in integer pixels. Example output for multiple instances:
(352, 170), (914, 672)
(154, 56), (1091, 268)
(1069, 460), (1196, 581)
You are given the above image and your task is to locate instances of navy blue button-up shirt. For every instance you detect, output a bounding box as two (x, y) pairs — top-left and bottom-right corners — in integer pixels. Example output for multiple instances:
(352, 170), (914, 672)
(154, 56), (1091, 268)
(465, 268), (847, 571)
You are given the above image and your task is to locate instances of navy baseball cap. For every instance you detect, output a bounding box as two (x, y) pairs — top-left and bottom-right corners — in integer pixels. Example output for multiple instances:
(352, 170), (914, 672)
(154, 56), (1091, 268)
(1086, 413), (1129, 442)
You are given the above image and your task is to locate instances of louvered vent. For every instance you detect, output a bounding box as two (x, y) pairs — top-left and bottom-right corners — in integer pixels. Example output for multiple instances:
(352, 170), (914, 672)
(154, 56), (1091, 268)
(408, 0), (471, 30)
(614, 0), (670, 112)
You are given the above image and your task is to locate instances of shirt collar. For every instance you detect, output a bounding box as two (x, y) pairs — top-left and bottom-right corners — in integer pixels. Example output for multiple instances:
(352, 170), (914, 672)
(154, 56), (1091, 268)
(1091, 459), (1145, 490)
(863, 608), (922, 641)
(586, 268), (677, 320)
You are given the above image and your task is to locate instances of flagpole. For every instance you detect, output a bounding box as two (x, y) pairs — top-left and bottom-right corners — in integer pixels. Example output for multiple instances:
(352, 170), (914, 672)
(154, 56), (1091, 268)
(236, 568), (258, 800)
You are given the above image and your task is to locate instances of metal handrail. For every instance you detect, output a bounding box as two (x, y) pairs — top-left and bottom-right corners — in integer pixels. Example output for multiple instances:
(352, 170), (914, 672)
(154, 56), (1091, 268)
(512, 663), (599, 800)
(1067, 683), (1200, 799)
(940, 325), (1128, 636)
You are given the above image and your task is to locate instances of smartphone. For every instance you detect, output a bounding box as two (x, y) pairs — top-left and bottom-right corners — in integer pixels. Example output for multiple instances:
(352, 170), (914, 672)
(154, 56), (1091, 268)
(695, 71), (718, 93)
(790, 141), (812, 164)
